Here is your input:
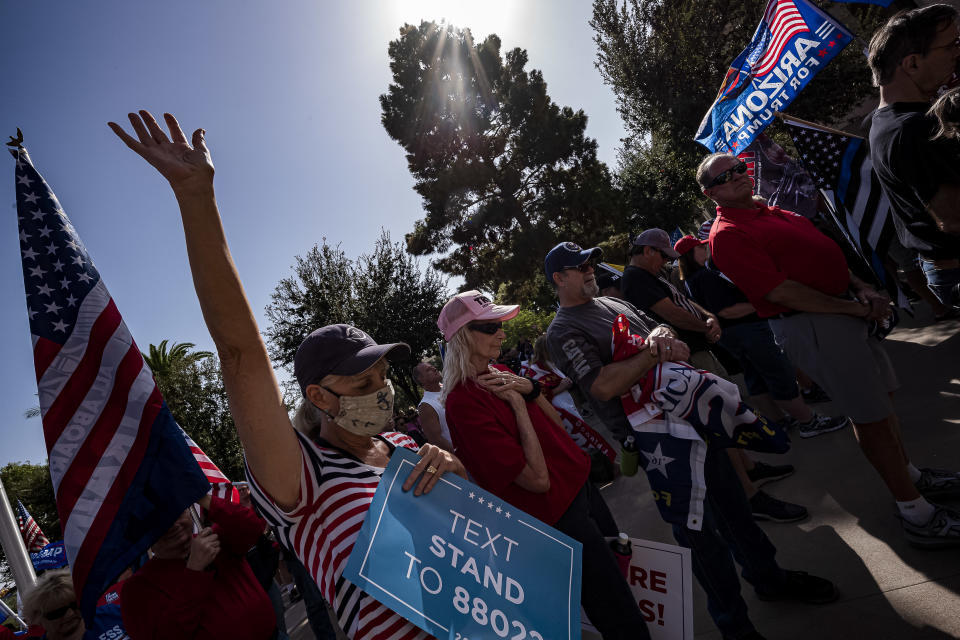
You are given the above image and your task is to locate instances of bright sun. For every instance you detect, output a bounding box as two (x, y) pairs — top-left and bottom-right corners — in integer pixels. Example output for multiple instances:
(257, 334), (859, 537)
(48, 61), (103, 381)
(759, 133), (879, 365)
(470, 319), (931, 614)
(389, 0), (519, 39)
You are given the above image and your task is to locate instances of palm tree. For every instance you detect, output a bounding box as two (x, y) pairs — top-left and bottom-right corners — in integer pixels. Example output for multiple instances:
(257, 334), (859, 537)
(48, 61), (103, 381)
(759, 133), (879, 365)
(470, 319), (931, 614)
(141, 340), (214, 379)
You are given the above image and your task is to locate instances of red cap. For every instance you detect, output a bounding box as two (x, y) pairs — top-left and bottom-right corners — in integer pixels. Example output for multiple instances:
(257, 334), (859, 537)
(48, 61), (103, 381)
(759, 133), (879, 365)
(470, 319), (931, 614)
(674, 235), (707, 256)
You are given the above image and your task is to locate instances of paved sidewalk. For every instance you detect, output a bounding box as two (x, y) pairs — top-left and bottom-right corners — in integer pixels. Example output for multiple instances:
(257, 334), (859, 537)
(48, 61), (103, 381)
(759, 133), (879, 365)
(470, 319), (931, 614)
(600, 309), (960, 640)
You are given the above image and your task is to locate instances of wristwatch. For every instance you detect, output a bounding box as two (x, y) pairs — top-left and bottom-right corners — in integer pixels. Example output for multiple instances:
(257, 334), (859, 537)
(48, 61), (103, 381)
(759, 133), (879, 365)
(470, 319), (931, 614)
(521, 378), (541, 402)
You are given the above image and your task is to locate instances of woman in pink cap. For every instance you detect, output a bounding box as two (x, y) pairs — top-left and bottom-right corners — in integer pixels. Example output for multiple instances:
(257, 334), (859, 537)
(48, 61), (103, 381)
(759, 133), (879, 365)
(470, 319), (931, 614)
(437, 291), (650, 640)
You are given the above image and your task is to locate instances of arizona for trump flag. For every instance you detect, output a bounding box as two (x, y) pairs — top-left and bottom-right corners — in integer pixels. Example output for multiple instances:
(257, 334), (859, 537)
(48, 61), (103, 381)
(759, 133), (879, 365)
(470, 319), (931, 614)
(831, 0), (894, 5)
(695, 0), (852, 152)
(16, 499), (50, 553)
(10, 146), (210, 623)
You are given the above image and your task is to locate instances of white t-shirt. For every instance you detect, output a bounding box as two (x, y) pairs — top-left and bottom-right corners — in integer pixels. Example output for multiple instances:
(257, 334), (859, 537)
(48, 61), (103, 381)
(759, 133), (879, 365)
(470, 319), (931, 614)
(418, 389), (451, 445)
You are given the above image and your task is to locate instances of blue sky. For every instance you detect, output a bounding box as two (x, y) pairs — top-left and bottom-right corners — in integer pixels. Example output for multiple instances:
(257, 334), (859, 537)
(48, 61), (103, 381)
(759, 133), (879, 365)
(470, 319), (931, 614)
(0, 0), (627, 467)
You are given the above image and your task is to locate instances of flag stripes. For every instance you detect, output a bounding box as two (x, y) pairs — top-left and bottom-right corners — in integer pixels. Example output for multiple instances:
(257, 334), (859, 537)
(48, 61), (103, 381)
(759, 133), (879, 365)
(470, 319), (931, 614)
(753, 0), (809, 75)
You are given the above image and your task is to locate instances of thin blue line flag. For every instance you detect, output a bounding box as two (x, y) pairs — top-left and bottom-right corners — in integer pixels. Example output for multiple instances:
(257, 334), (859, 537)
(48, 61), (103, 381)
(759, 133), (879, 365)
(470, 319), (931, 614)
(694, 0), (852, 153)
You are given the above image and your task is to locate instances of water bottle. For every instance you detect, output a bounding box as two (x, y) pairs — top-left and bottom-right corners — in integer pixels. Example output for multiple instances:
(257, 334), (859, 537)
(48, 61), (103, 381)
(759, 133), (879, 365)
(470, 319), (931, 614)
(610, 532), (632, 579)
(620, 435), (639, 477)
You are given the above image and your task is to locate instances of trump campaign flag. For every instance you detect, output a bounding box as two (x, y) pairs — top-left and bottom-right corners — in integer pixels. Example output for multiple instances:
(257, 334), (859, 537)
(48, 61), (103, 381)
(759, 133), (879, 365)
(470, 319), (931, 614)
(9, 145), (210, 623)
(831, 0), (894, 5)
(15, 499), (50, 553)
(695, 0), (852, 152)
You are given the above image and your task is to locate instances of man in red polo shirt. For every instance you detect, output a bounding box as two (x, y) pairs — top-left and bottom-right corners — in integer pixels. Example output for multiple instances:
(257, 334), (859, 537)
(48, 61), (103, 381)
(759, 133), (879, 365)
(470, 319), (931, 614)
(698, 151), (960, 547)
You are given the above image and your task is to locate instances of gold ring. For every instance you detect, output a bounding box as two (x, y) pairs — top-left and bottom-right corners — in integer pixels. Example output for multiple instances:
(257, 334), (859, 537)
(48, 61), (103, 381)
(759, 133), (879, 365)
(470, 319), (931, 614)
(426, 465), (438, 474)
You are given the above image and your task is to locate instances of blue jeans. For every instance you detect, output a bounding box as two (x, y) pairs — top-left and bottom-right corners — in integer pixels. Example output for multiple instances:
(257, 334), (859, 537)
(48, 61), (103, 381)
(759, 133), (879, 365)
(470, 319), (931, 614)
(920, 259), (960, 308)
(718, 321), (799, 401)
(671, 446), (785, 638)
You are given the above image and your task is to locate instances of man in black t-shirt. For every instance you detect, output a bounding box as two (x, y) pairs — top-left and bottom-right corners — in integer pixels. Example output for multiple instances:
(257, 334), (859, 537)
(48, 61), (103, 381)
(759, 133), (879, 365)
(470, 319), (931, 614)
(869, 4), (960, 307)
(620, 228), (725, 371)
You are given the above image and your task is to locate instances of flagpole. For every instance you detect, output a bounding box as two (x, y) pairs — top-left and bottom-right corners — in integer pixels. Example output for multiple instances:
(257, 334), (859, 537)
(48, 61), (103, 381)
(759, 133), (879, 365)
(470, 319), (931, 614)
(774, 112), (861, 139)
(0, 477), (37, 600)
(0, 597), (26, 630)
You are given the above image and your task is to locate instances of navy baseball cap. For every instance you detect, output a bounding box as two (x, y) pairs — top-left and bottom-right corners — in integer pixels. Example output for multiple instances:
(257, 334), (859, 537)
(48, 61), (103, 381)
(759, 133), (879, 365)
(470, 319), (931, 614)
(293, 324), (409, 394)
(544, 242), (603, 281)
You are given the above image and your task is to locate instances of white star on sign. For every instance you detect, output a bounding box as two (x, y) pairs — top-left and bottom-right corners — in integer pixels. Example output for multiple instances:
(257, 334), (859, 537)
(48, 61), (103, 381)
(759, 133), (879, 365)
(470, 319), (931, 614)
(52, 320), (68, 333)
(487, 501), (495, 509)
(468, 492), (475, 499)
(495, 506), (502, 513)
(504, 511), (511, 519)
(23, 192), (39, 204)
(641, 443), (676, 479)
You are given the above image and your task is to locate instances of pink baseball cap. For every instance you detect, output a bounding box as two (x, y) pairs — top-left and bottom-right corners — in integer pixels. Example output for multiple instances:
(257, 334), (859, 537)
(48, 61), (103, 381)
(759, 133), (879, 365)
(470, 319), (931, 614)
(437, 291), (520, 341)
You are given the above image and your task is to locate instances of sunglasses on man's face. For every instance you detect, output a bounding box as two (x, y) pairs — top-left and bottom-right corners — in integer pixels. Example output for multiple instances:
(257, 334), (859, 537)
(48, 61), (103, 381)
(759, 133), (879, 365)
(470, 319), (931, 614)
(468, 322), (503, 335)
(44, 601), (78, 621)
(707, 160), (748, 188)
(563, 262), (594, 273)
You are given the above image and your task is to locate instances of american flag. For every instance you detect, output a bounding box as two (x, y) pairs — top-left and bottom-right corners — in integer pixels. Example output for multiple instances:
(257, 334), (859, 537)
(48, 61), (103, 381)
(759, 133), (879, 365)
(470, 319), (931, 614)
(181, 428), (240, 503)
(751, 0), (810, 76)
(784, 119), (909, 308)
(10, 146), (210, 623)
(15, 499), (50, 553)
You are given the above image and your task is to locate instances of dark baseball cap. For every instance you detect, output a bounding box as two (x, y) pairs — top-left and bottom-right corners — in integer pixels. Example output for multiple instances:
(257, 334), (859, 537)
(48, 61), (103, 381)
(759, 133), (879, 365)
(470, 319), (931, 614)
(631, 229), (679, 258)
(544, 241), (603, 280)
(293, 324), (409, 394)
(596, 270), (621, 291)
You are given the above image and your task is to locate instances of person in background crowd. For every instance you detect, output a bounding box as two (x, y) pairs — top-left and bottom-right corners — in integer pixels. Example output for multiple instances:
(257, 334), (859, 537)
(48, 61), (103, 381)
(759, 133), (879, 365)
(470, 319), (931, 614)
(596, 270), (622, 298)
(543, 241), (836, 640)
(21, 570), (85, 640)
(516, 335), (534, 363)
(869, 4), (960, 309)
(437, 290), (651, 640)
(624, 229), (807, 523)
(110, 110), (464, 640)
(122, 494), (276, 639)
(700, 150), (960, 547)
(413, 361), (454, 451)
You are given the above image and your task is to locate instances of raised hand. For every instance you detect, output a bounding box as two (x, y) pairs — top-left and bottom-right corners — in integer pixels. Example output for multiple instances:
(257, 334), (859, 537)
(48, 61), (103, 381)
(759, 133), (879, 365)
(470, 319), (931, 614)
(108, 111), (213, 194)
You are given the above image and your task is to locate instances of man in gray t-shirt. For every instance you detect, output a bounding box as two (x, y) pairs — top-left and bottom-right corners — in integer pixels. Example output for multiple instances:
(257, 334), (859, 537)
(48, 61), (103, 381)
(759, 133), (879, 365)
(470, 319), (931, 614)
(548, 295), (659, 440)
(543, 242), (686, 441)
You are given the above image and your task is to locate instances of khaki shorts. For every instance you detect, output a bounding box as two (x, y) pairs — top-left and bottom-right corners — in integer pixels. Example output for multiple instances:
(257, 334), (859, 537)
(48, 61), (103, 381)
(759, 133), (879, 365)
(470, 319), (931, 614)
(769, 313), (898, 424)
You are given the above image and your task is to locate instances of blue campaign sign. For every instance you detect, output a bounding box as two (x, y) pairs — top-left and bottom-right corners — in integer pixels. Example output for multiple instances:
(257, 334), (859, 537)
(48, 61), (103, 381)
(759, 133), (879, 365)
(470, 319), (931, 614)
(344, 447), (582, 640)
(30, 540), (68, 571)
(694, 0), (852, 153)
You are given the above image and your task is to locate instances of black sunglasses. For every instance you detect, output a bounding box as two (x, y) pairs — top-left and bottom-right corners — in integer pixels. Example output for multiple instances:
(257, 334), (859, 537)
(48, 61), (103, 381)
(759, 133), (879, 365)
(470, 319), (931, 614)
(468, 322), (503, 335)
(44, 601), (78, 621)
(563, 262), (594, 273)
(707, 161), (747, 188)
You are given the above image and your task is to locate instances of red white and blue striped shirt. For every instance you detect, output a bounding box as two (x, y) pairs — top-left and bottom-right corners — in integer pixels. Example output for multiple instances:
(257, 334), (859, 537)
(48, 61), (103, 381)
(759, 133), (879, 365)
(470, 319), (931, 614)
(245, 430), (432, 640)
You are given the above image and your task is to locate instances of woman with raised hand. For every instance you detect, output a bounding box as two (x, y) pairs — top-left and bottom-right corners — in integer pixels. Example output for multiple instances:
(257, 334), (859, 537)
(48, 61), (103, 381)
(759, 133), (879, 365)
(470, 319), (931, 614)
(109, 111), (465, 640)
(437, 291), (650, 640)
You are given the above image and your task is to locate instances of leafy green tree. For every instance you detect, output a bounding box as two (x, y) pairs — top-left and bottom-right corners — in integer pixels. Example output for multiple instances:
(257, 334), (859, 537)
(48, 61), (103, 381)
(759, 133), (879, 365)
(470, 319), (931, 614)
(381, 21), (625, 307)
(142, 340), (214, 380)
(500, 309), (556, 354)
(590, 0), (891, 229)
(146, 344), (246, 483)
(264, 231), (449, 409)
(0, 462), (60, 583)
